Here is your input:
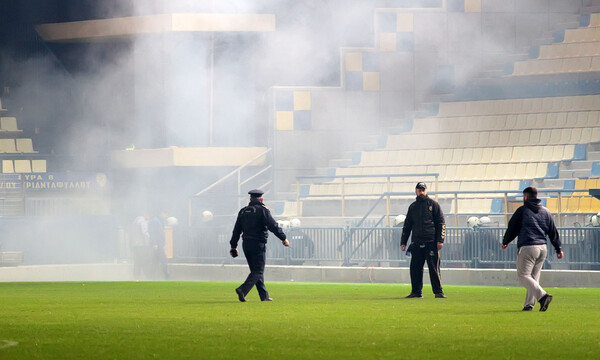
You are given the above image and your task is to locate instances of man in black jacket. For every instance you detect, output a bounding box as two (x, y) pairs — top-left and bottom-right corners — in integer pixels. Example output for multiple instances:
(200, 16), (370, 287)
(400, 182), (446, 298)
(502, 187), (563, 311)
(230, 189), (289, 302)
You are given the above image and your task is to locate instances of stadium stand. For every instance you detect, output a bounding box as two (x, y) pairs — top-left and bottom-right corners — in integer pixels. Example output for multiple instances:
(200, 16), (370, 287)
(0, 117), (23, 132)
(513, 13), (600, 76)
(273, 5), (600, 226)
(295, 91), (600, 222)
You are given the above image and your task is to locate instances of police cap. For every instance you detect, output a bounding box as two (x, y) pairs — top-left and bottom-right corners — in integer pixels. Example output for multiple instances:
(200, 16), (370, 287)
(248, 189), (264, 197)
(415, 182), (427, 190)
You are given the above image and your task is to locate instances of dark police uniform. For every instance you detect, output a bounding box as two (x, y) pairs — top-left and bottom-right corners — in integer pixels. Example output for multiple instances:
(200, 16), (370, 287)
(230, 190), (287, 301)
(401, 184), (446, 297)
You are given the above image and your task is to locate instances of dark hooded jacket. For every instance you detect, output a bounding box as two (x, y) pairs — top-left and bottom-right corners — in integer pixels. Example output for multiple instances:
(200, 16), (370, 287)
(502, 198), (561, 253)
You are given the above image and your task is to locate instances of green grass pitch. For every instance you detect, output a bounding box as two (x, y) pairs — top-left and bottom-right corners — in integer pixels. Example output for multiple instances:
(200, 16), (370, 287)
(0, 281), (598, 359)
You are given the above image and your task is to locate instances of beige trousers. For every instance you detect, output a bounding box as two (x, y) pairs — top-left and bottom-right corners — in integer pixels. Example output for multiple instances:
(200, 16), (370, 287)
(516, 244), (547, 307)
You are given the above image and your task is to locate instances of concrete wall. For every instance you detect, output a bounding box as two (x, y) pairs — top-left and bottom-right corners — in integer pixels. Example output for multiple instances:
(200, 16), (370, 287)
(1, 263), (599, 288)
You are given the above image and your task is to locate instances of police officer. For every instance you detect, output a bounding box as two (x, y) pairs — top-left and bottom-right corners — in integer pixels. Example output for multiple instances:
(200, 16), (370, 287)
(230, 189), (289, 302)
(400, 182), (447, 298)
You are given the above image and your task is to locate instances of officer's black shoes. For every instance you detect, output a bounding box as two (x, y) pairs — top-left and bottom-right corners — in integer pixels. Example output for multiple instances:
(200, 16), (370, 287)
(405, 293), (423, 298)
(261, 298), (274, 302)
(539, 294), (553, 312)
(434, 293), (447, 298)
(235, 288), (246, 302)
(522, 305), (534, 311)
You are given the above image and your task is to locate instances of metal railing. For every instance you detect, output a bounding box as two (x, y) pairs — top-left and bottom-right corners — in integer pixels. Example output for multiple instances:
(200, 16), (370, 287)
(296, 173), (439, 224)
(189, 148), (272, 226)
(174, 226), (600, 270)
(355, 189), (598, 228)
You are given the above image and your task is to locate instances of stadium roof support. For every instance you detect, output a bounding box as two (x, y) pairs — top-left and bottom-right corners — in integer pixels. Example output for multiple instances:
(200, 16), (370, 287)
(35, 13), (276, 42)
(110, 147), (268, 168)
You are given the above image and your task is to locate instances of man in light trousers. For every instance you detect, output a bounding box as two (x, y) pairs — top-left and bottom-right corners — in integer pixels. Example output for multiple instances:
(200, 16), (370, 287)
(502, 186), (563, 311)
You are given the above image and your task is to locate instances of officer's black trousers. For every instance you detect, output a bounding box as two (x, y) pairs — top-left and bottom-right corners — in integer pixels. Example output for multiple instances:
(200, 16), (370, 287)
(409, 242), (443, 295)
(239, 241), (269, 300)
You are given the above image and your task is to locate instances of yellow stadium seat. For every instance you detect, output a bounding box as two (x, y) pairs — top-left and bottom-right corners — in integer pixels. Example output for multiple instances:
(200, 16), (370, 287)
(546, 198), (558, 213)
(579, 197), (593, 213)
(591, 127), (600, 142)
(565, 197), (580, 213)
(517, 130), (530, 145)
(575, 179), (587, 189)
(14, 159), (31, 173)
(31, 160), (46, 173)
(2, 160), (14, 173)
(0, 139), (18, 153)
(16, 139), (37, 153)
(505, 115), (518, 129)
(541, 146), (554, 161)
(591, 197), (600, 211)
(477, 131), (490, 146)
(590, 111), (600, 126)
(561, 145), (575, 160)
(570, 128), (583, 143)
(566, 111), (579, 126)
(451, 149), (463, 164)
(461, 148), (474, 163)
(577, 112), (590, 127)
(594, 56), (600, 72)
(512, 146), (527, 162)
(552, 145), (564, 161)
(0, 117), (21, 132)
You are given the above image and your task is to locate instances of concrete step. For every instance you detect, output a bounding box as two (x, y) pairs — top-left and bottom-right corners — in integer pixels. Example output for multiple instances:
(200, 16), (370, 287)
(530, 36), (555, 47)
(557, 20), (583, 30)
(533, 178), (565, 189)
(559, 169), (591, 179)
(561, 160), (597, 170)
(587, 151), (600, 161)
(328, 158), (352, 168)
(583, 6), (600, 13)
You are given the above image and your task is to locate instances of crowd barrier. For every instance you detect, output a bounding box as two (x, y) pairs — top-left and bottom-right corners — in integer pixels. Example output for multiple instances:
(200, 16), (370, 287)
(174, 226), (600, 270)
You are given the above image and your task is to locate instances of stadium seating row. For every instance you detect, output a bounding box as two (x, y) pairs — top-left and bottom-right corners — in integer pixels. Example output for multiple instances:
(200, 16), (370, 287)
(385, 128), (600, 150)
(589, 13), (600, 27)
(546, 196), (600, 213)
(0, 138), (37, 153)
(564, 27), (600, 43)
(538, 41), (600, 59)
(412, 111), (600, 134)
(335, 162), (549, 181)
(1, 159), (46, 173)
(574, 178), (600, 189)
(309, 180), (521, 197)
(360, 145), (575, 166)
(0, 117), (22, 132)
(437, 95), (600, 117)
(451, 199), (494, 214)
(513, 56), (600, 76)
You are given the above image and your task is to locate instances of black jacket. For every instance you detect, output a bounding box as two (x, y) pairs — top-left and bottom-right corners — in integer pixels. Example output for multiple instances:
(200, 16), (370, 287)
(230, 199), (286, 248)
(502, 198), (561, 253)
(401, 195), (445, 245)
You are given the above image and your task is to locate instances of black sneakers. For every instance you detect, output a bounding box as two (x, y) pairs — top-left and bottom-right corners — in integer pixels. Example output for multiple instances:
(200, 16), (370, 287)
(539, 294), (553, 312)
(235, 288), (246, 302)
(405, 293), (423, 298)
(261, 298), (274, 301)
(434, 293), (447, 298)
(522, 305), (534, 311)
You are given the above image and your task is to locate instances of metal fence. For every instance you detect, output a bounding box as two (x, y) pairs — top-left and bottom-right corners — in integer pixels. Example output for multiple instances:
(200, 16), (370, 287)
(173, 226), (600, 270)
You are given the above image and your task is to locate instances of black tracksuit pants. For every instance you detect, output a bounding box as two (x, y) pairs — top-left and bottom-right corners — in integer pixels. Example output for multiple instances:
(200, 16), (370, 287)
(239, 240), (269, 300)
(409, 241), (443, 295)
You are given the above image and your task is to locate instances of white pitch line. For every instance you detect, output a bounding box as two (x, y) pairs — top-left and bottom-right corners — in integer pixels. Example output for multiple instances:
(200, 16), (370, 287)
(0, 340), (19, 349)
